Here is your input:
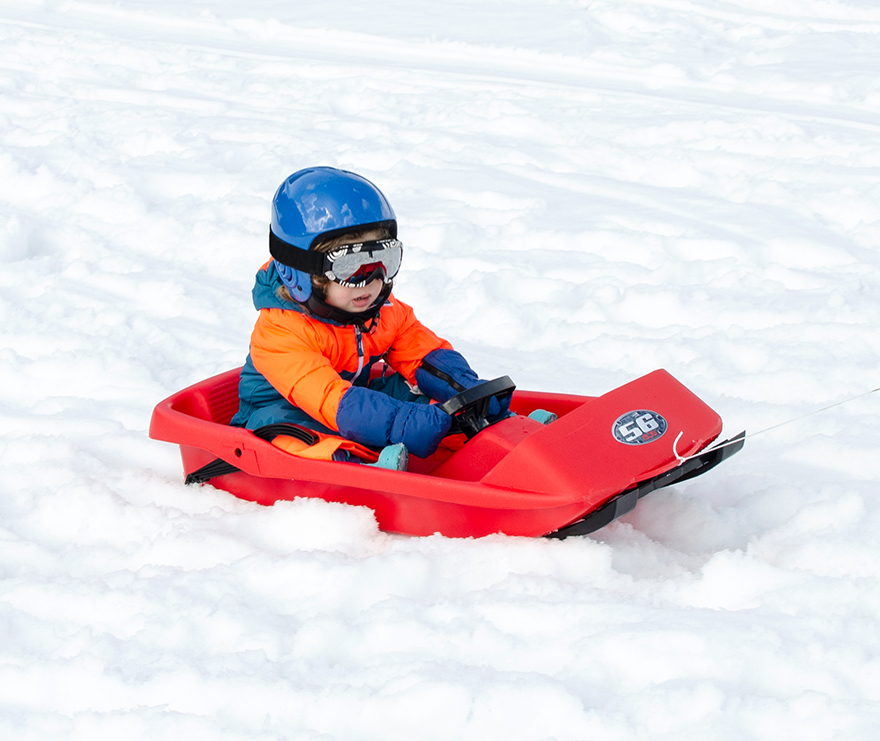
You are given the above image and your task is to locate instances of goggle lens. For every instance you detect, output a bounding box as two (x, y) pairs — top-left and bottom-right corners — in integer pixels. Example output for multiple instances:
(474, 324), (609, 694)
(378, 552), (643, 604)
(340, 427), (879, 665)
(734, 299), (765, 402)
(324, 239), (403, 286)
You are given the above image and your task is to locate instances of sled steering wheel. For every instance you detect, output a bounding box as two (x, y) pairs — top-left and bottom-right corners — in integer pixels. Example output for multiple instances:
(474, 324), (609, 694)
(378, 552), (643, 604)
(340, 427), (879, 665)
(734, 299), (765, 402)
(438, 376), (516, 439)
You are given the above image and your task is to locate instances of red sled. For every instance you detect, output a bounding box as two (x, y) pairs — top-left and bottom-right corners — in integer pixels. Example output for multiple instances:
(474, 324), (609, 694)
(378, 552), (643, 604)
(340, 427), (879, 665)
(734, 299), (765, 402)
(149, 367), (743, 538)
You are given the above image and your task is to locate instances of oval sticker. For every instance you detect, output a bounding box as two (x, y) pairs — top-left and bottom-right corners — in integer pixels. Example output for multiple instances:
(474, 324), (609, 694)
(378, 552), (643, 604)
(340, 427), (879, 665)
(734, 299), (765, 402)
(612, 410), (668, 445)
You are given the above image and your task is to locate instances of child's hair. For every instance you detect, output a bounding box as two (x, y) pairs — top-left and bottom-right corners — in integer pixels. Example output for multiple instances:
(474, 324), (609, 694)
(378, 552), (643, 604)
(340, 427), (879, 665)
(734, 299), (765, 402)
(278, 226), (394, 303)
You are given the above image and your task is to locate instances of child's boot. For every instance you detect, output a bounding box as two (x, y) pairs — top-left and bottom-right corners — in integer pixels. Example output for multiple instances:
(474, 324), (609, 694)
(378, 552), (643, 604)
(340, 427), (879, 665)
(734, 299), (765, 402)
(528, 409), (557, 425)
(370, 443), (409, 471)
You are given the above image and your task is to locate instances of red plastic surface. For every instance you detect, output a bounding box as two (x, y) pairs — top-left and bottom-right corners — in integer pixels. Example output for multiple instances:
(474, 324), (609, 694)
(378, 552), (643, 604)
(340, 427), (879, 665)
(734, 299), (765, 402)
(149, 368), (722, 537)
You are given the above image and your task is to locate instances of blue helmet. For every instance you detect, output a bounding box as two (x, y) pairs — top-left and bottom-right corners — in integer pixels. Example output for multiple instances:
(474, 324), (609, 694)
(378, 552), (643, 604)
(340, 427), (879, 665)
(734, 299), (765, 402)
(269, 167), (397, 302)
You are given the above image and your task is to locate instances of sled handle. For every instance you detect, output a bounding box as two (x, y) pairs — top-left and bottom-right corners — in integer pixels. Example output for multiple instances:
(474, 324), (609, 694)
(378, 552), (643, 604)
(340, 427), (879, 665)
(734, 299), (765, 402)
(439, 376), (516, 439)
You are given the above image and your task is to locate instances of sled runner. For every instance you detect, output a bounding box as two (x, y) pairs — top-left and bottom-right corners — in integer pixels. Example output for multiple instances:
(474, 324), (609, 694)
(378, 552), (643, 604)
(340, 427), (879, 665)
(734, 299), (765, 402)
(149, 367), (743, 538)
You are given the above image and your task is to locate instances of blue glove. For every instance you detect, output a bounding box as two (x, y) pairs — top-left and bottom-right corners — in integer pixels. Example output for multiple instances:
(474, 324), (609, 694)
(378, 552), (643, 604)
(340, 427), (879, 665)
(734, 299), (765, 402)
(416, 348), (511, 420)
(336, 386), (452, 458)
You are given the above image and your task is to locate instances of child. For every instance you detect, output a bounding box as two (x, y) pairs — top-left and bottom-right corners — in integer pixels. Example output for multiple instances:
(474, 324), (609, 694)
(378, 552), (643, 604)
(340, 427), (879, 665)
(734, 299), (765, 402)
(230, 166), (508, 470)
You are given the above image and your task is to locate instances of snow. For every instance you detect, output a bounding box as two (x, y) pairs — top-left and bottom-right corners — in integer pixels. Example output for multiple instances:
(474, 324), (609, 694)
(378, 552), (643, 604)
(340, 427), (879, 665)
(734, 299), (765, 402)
(2, 0), (880, 738)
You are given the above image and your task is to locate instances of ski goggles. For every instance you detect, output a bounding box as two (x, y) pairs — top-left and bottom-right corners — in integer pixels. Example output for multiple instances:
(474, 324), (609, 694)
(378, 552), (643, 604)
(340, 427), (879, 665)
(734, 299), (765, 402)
(322, 238), (403, 287)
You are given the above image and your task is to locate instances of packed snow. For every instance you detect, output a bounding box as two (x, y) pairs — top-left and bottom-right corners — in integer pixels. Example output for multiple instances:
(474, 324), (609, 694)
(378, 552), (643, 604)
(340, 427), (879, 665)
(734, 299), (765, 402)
(2, 0), (880, 738)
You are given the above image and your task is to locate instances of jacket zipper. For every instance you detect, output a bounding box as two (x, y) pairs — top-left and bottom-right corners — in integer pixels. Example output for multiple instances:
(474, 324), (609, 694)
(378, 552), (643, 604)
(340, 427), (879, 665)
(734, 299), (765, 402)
(352, 326), (365, 383)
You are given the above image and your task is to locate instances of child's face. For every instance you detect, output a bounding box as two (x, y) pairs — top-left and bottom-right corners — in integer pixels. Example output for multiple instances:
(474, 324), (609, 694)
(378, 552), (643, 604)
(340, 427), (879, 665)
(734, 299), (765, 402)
(324, 276), (384, 313)
(322, 229), (387, 314)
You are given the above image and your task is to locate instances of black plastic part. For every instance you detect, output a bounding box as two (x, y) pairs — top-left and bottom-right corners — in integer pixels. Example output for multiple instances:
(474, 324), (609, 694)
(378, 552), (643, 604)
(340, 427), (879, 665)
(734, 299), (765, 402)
(545, 431), (746, 539)
(251, 423), (319, 446)
(438, 376), (516, 439)
(183, 422), (320, 485)
(185, 458), (241, 485)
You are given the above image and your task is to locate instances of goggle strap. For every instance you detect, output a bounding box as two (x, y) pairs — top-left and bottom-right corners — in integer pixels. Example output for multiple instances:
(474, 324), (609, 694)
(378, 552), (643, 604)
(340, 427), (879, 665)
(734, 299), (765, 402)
(269, 229), (325, 275)
(270, 230), (401, 282)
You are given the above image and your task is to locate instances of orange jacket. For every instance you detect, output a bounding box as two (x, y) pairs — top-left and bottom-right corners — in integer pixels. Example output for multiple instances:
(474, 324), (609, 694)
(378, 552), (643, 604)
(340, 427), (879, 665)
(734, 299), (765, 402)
(245, 261), (452, 432)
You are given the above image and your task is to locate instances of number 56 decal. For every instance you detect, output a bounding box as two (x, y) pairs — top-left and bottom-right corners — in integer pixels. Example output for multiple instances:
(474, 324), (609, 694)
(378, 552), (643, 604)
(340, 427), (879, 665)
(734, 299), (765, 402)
(612, 410), (668, 445)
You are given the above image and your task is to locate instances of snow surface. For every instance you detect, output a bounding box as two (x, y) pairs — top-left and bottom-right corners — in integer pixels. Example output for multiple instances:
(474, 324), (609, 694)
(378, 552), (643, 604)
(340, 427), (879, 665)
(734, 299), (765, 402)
(2, 0), (880, 738)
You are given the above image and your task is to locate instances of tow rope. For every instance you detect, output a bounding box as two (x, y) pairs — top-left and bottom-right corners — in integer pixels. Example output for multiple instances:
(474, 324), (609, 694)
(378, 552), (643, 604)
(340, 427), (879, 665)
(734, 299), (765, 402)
(674, 385), (880, 463)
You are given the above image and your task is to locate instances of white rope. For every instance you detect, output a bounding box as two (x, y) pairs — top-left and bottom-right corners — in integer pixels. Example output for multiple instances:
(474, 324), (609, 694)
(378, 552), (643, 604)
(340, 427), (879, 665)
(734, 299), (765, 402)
(673, 431), (686, 462)
(673, 385), (880, 463)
